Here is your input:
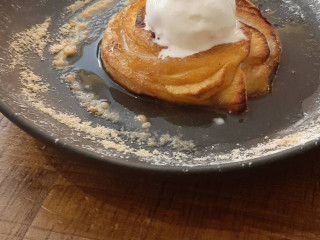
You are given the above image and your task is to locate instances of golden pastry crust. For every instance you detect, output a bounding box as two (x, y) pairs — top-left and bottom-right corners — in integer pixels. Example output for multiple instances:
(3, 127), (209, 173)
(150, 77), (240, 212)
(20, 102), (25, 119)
(236, 0), (281, 97)
(101, 0), (280, 113)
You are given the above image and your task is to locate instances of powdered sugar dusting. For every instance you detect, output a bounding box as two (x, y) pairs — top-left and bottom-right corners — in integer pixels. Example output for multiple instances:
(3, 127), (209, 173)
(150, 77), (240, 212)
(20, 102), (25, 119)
(1, 0), (320, 169)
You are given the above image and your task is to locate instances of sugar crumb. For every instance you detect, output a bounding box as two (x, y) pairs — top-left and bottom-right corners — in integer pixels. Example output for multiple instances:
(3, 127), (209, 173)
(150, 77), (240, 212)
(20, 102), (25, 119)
(67, 0), (93, 13)
(81, 0), (114, 19)
(9, 18), (51, 68)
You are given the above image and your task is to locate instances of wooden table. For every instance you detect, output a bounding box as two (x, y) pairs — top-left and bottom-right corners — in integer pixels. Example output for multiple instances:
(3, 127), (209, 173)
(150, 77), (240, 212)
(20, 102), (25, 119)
(1, 112), (320, 240)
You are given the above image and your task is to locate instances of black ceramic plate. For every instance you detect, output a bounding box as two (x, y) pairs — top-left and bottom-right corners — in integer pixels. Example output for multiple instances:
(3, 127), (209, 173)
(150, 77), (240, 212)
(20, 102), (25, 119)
(0, 0), (320, 173)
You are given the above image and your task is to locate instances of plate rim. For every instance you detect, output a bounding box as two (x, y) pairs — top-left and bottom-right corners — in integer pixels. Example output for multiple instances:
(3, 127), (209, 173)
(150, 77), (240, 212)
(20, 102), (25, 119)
(0, 98), (319, 174)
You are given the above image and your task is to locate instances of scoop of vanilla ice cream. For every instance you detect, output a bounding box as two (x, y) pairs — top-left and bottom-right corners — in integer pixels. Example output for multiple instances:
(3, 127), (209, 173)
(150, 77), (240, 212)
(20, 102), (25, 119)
(145, 0), (246, 59)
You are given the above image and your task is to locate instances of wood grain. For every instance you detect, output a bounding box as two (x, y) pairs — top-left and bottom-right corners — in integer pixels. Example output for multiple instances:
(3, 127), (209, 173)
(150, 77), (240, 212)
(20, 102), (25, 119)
(0, 112), (320, 240)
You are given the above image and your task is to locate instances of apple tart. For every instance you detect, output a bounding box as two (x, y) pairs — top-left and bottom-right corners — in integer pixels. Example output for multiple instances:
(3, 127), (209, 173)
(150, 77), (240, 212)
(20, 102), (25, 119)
(101, 0), (280, 113)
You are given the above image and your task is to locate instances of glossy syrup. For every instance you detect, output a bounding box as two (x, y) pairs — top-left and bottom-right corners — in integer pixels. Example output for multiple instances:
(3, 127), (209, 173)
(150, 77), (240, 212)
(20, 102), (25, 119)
(68, 1), (320, 147)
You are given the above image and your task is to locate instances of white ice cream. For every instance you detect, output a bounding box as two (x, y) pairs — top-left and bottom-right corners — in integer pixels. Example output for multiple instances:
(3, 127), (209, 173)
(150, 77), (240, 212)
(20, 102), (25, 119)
(145, 0), (246, 59)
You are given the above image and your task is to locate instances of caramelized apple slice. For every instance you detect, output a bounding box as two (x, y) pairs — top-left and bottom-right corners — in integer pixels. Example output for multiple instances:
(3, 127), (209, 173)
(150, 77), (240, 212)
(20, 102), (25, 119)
(236, 5), (280, 71)
(241, 25), (270, 96)
(211, 68), (247, 113)
(101, 0), (280, 113)
(101, 0), (250, 111)
(236, 0), (256, 8)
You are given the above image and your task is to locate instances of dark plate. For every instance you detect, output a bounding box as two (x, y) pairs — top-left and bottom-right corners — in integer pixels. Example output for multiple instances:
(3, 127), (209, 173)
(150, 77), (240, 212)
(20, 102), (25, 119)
(0, 0), (320, 174)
